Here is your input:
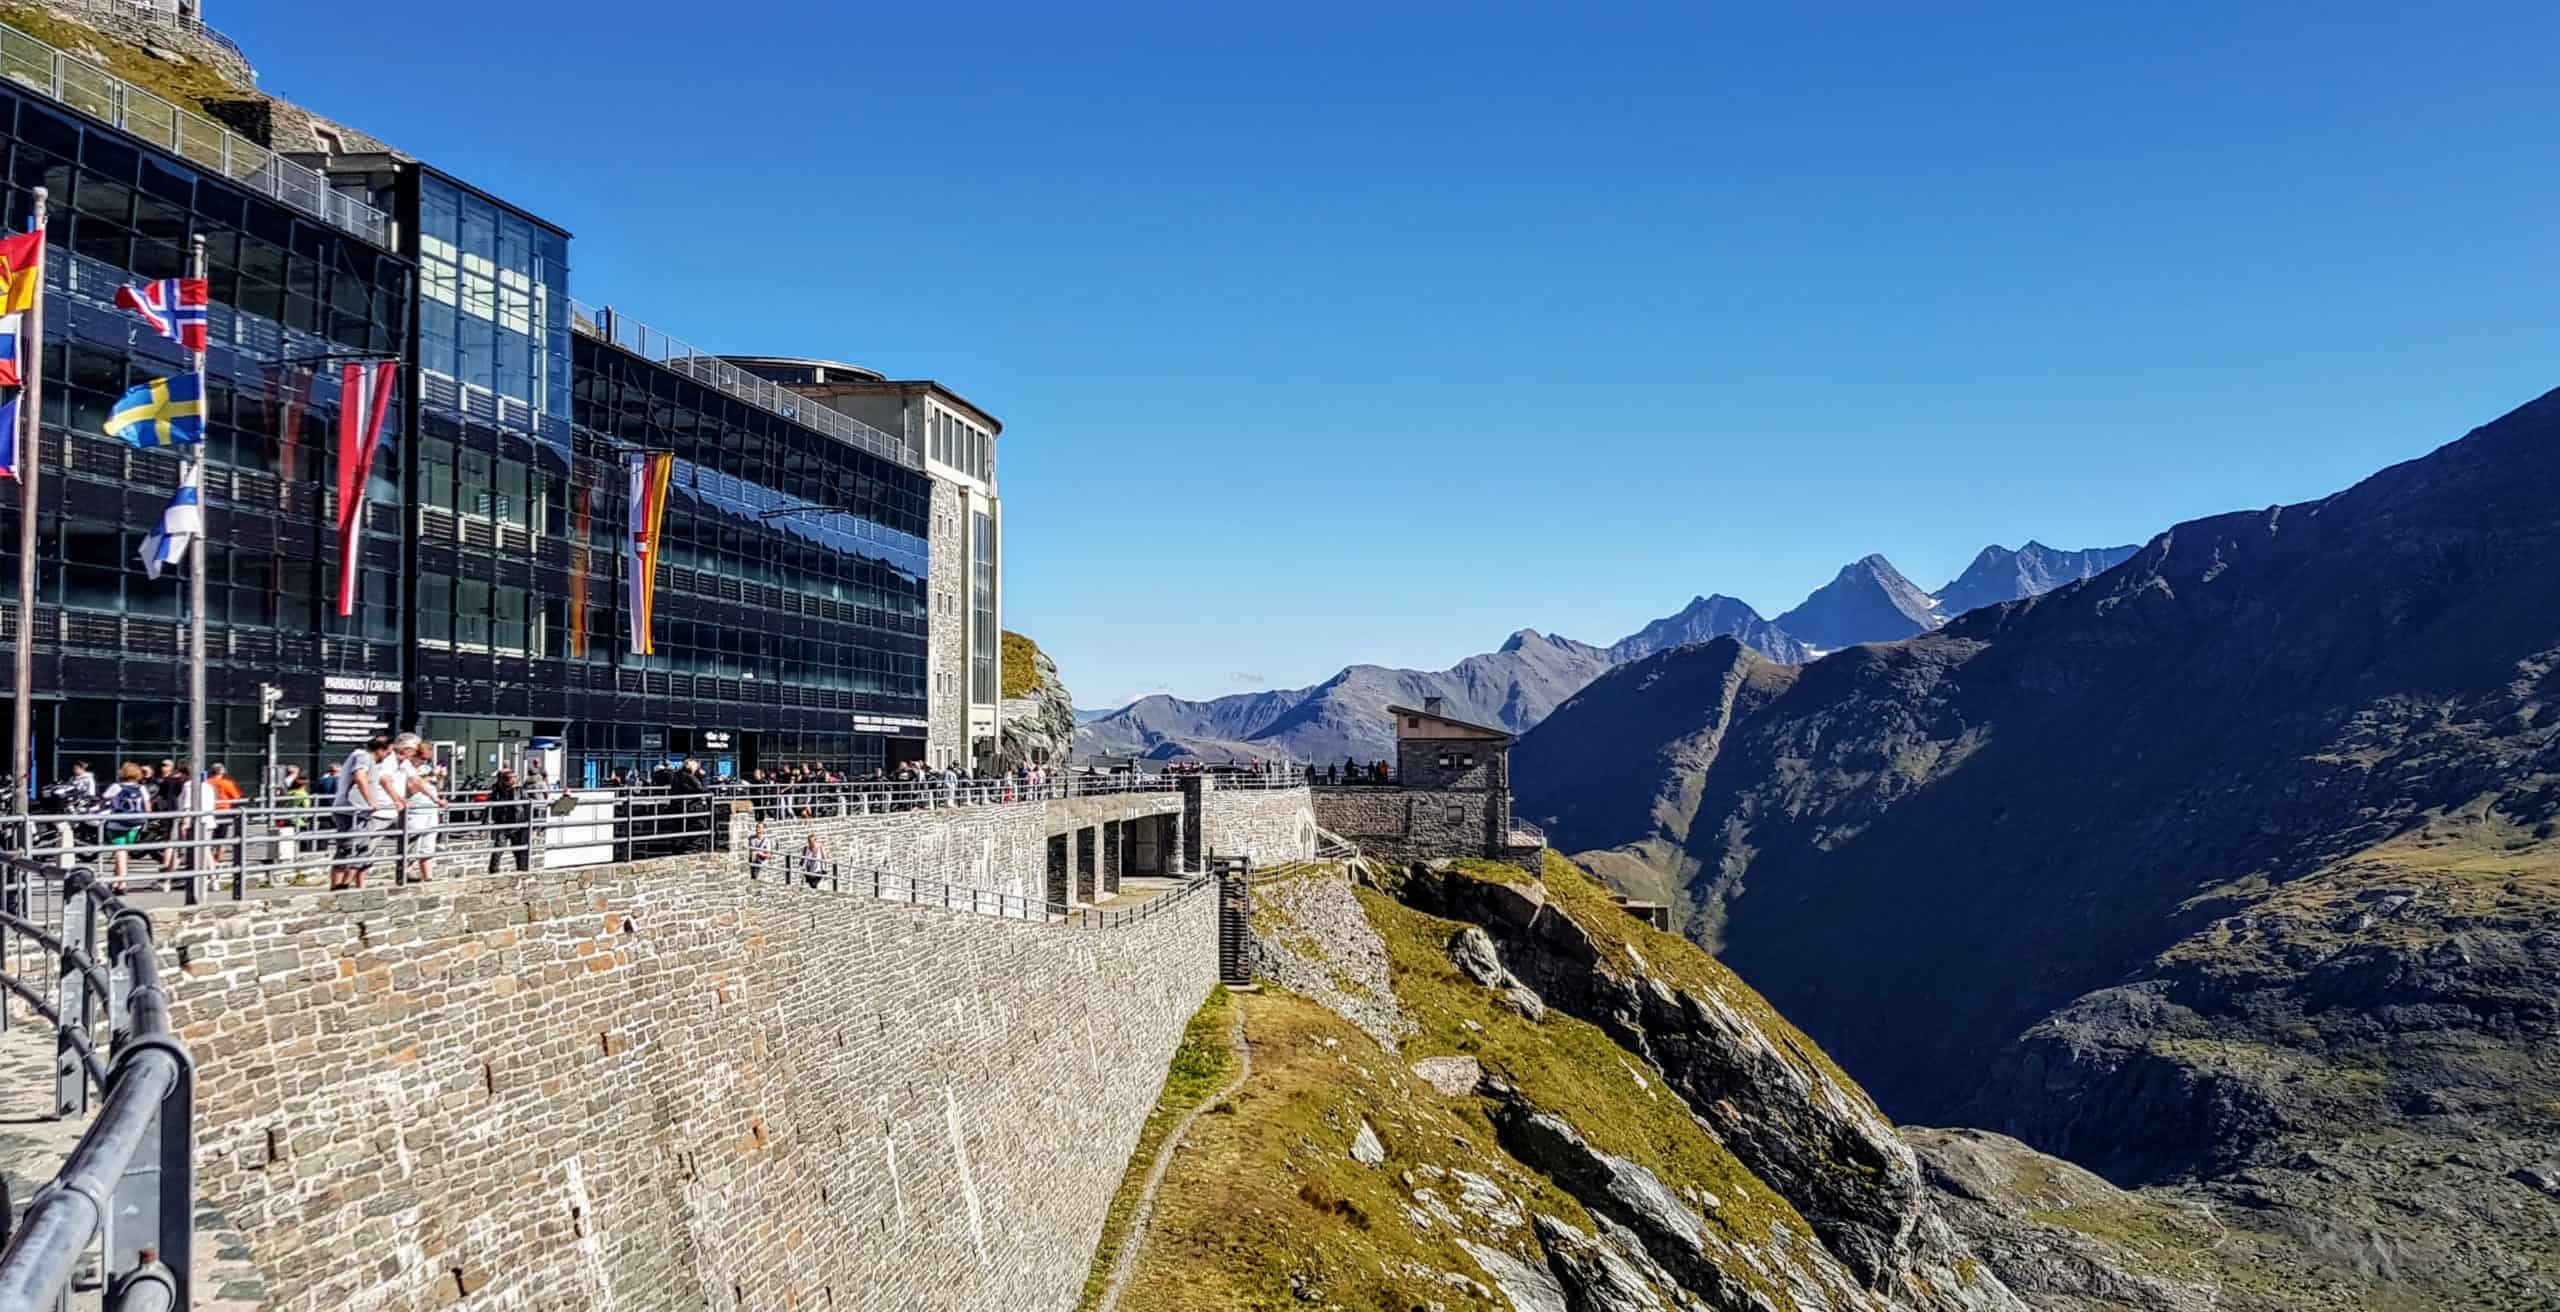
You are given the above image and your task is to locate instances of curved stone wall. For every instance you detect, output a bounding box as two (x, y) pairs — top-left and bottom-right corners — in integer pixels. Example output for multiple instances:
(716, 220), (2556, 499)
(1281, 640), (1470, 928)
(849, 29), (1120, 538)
(160, 855), (1220, 1310)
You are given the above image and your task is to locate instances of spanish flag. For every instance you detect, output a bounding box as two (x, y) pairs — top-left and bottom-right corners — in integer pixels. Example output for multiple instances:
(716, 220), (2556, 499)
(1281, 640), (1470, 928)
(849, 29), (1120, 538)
(625, 451), (673, 655)
(0, 229), (40, 389)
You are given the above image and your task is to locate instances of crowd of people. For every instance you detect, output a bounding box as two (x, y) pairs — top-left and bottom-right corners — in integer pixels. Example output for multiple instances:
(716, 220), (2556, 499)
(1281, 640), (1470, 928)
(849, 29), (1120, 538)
(9, 748), (1332, 894)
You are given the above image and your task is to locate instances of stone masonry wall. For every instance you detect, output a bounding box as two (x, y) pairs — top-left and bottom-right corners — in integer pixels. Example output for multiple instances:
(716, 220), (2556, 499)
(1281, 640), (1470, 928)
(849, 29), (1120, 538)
(751, 797), (1049, 902)
(1313, 787), (1494, 865)
(927, 479), (967, 767)
(160, 856), (1221, 1312)
(1197, 783), (1318, 866)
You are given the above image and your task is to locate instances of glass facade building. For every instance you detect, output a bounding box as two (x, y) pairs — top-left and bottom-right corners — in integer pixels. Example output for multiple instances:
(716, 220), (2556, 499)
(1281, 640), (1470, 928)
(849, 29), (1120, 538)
(0, 78), (412, 783)
(0, 51), (964, 791)
(560, 330), (931, 782)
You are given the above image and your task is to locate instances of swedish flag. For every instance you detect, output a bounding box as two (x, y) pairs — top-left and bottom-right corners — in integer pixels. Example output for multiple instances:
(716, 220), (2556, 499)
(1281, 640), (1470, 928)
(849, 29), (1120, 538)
(104, 374), (205, 448)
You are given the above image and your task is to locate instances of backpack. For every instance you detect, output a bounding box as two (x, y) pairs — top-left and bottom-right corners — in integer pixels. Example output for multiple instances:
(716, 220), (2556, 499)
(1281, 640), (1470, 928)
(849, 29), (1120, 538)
(106, 783), (147, 835)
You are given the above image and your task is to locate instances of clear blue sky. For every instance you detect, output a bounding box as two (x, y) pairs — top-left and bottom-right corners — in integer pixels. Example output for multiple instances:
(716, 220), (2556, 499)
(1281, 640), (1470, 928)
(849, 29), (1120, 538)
(227, 1), (2558, 707)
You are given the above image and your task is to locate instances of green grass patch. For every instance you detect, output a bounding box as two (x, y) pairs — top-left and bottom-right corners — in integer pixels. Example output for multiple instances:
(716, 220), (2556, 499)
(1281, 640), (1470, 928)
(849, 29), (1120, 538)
(1076, 984), (1237, 1312)
(0, 4), (255, 109)
(1001, 630), (1044, 700)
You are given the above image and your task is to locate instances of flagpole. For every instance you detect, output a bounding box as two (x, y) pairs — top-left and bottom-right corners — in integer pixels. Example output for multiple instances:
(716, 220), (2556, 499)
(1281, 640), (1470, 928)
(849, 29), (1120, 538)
(185, 232), (207, 829)
(10, 187), (44, 816)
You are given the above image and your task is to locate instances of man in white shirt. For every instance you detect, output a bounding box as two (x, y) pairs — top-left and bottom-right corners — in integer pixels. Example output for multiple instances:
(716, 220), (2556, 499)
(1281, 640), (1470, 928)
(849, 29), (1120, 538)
(330, 735), (400, 890)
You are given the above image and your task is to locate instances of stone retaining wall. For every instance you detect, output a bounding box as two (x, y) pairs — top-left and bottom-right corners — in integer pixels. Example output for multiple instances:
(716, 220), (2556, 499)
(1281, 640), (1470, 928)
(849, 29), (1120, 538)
(1196, 783), (1318, 866)
(1314, 787), (1499, 865)
(751, 798), (1049, 902)
(160, 855), (1221, 1311)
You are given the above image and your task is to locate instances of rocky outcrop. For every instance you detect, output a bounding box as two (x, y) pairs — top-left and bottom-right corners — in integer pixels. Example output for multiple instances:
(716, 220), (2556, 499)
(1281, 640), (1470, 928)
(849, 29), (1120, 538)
(1249, 870), (1415, 1052)
(997, 631), (1078, 769)
(1423, 865), (1936, 1294)
(1907, 1129), (2220, 1312)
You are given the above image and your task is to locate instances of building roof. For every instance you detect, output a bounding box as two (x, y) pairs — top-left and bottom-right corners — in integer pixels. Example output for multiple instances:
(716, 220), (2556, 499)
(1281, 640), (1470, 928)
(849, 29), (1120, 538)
(1386, 705), (1515, 742)
(727, 363), (1005, 436)
(719, 355), (889, 386)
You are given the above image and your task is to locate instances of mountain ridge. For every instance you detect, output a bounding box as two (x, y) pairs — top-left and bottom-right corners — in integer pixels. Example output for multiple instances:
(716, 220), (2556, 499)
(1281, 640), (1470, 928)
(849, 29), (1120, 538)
(1510, 385), (2560, 1306)
(1078, 539), (2118, 764)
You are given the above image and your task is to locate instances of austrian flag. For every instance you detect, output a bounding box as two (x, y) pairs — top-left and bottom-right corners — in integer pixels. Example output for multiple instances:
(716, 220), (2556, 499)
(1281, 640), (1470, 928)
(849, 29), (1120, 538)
(114, 277), (209, 351)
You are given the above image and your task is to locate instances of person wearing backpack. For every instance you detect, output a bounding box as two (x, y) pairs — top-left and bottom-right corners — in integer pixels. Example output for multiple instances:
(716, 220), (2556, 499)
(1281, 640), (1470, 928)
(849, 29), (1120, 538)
(102, 762), (152, 891)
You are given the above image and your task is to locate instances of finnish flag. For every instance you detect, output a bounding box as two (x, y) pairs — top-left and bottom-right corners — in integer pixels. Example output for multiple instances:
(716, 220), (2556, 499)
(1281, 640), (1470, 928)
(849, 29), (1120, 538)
(139, 463), (200, 581)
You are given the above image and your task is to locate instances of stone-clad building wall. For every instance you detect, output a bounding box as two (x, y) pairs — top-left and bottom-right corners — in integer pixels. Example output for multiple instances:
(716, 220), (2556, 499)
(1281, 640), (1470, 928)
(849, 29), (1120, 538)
(927, 480), (968, 766)
(1314, 787), (1508, 866)
(1196, 783), (1318, 865)
(159, 857), (1221, 1312)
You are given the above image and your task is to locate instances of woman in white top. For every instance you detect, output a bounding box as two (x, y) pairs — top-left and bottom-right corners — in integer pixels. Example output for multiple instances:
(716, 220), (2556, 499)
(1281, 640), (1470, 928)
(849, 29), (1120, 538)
(393, 736), (448, 882)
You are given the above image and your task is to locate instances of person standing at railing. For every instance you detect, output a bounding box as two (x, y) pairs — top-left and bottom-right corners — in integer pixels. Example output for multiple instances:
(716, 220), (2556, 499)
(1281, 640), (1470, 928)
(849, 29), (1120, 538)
(796, 833), (824, 887)
(205, 763), (243, 874)
(101, 763), (152, 892)
(747, 820), (772, 881)
(484, 767), (532, 874)
(399, 747), (450, 883)
(329, 734), (399, 891)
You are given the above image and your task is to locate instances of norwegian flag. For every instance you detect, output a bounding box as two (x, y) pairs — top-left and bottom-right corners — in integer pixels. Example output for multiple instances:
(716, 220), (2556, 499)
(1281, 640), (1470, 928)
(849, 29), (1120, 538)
(114, 277), (209, 352)
(333, 361), (397, 618)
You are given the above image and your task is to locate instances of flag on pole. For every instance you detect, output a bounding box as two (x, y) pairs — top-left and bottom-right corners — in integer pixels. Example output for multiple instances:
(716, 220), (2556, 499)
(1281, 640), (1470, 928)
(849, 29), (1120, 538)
(0, 392), (16, 480)
(0, 228), (41, 391)
(103, 374), (206, 448)
(138, 462), (201, 580)
(625, 451), (673, 655)
(568, 472), (594, 657)
(114, 277), (209, 351)
(332, 360), (397, 617)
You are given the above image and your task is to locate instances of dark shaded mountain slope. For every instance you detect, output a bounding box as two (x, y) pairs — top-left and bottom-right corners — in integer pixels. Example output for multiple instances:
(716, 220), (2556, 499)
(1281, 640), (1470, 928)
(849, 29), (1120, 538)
(1515, 388), (2560, 1305)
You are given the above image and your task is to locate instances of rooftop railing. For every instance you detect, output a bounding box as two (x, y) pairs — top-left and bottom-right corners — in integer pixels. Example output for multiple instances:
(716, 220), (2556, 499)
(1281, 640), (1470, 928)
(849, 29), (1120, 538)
(0, 19), (393, 248)
(44, 0), (253, 75)
(570, 299), (920, 472)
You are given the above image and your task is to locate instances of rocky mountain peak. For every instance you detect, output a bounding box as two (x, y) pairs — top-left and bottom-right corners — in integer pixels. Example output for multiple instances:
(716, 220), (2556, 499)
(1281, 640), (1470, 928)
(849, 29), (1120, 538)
(1772, 553), (1943, 650)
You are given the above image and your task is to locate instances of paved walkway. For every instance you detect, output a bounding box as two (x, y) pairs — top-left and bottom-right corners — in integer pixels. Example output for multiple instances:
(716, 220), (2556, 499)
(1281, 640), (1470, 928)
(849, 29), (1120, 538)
(0, 1015), (263, 1308)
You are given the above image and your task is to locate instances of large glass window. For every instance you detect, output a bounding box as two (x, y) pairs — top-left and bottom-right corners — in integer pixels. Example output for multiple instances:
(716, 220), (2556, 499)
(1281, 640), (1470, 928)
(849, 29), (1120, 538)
(969, 510), (997, 705)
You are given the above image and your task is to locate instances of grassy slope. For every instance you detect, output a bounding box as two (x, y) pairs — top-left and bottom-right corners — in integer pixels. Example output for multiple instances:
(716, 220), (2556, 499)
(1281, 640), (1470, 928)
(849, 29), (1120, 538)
(0, 4), (254, 109)
(1075, 985), (1237, 1312)
(1111, 856), (1880, 1311)
(1002, 631), (1043, 700)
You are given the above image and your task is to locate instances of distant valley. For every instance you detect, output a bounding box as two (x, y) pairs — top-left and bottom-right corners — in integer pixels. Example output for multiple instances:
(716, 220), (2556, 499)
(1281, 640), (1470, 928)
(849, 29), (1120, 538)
(1075, 540), (2134, 764)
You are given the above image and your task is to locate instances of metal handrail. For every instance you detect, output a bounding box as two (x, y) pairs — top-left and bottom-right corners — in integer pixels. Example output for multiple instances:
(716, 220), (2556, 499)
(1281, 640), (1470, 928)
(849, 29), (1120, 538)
(0, 18), (392, 246)
(0, 860), (196, 1309)
(1507, 815), (1546, 845)
(0, 785), (722, 899)
(569, 299), (919, 471)
(41, 0), (253, 74)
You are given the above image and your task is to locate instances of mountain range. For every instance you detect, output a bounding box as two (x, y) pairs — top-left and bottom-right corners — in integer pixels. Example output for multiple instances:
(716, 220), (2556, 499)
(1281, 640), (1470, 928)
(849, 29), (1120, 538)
(1075, 539), (2134, 764)
(1511, 387), (2560, 1306)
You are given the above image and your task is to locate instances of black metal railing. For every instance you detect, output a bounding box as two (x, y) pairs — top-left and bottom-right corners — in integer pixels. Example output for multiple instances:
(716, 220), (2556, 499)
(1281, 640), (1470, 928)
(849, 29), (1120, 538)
(0, 858), (195, 1310)
(0, 786), (724, 903)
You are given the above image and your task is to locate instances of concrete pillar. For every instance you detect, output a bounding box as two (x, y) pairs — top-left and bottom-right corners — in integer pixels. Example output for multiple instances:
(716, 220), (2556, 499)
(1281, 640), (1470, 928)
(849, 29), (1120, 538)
(1075, 826), (1098, 901)
(1102, 820), (1123, 895)
(1179, 775), (1208, 871)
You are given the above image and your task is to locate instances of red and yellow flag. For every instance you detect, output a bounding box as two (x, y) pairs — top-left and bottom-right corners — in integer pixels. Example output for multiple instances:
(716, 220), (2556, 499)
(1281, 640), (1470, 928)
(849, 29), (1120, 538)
(625, 452), (673, 655)
(0, 229), (42, 316)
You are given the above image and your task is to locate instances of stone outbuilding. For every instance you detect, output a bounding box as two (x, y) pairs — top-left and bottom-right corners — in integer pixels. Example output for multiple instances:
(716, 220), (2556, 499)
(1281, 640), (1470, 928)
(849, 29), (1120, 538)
(1313, 698), (1545, 869)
